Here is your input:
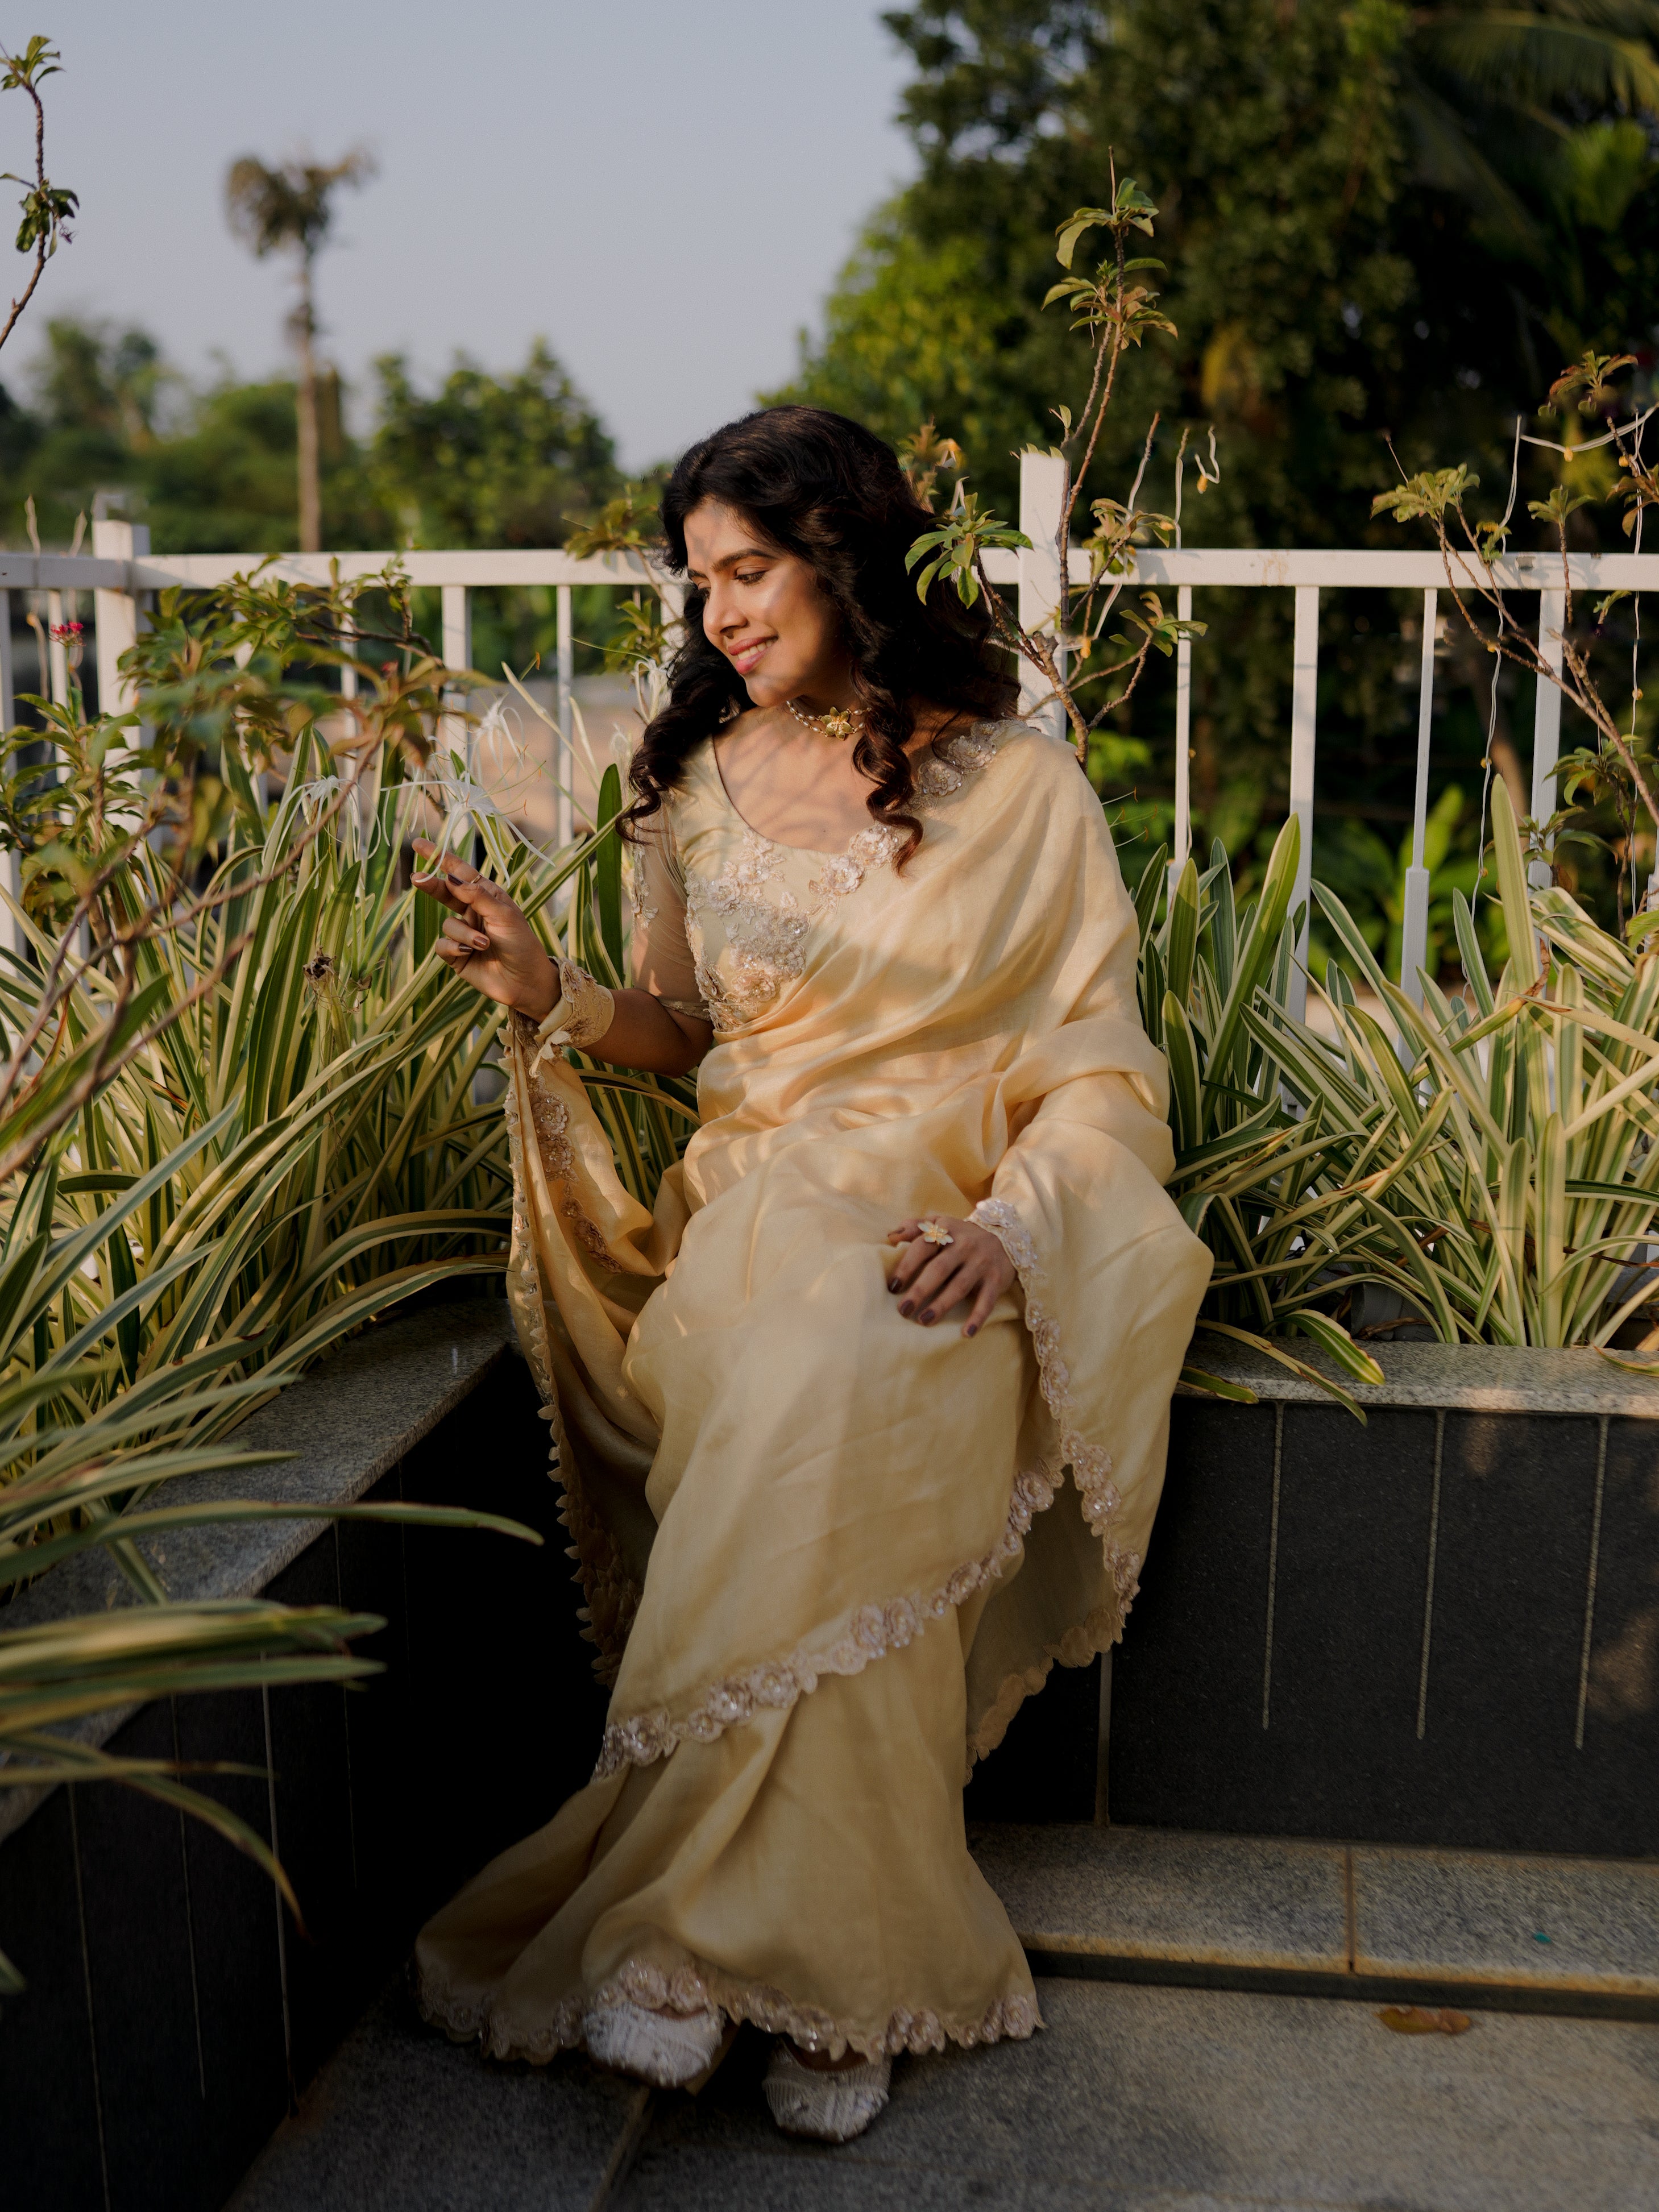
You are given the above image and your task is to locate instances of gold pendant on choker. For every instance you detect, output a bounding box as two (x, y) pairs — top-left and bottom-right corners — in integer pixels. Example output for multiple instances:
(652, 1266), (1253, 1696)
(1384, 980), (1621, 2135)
(786, 696), (861, 742)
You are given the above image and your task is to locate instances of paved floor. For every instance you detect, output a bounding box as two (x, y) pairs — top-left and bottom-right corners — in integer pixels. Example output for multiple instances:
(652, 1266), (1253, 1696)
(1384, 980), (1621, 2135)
(233, 1974), (1659, 2212)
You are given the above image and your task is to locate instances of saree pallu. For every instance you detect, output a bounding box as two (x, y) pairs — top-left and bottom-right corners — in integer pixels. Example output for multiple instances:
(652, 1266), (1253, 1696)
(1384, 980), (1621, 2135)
(416, 720), (1212, 2061)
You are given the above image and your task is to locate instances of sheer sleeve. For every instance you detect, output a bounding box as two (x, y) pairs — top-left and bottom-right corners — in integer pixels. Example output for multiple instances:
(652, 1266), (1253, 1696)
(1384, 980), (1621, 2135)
(626, 815), (710, 1023)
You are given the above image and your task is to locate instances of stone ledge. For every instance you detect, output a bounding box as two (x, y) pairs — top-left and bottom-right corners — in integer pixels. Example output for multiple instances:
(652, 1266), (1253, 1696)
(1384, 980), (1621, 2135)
(970, 1821), (1350, 1975)
(1352, 1844), (1659, 1998)
(1180, 1338), (1659, 1417)
(972, 1824), (1659, 2019)
(0, 1301), (519, 1846)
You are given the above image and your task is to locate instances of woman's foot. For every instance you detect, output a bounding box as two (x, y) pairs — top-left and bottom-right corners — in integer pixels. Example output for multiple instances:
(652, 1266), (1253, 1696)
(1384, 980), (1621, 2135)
(763, 2040), (892, 2142)
(582, 2000), (727, 2088)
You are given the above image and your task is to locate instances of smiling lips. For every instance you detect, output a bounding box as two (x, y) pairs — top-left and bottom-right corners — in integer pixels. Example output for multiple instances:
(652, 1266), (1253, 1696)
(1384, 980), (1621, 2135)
(729, 637), (773, 675)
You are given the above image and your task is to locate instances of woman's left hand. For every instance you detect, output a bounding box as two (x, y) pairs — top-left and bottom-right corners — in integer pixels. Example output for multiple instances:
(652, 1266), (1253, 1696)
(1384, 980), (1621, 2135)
(886, 1216), (1015, 1339)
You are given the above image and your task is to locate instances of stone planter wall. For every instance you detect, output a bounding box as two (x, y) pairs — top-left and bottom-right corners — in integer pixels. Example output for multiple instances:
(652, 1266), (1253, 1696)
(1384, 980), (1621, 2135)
(0, 1306), (607, 2212)
(9, 1313), (1657, 2205)
(1107, 1344), (1659, 1859)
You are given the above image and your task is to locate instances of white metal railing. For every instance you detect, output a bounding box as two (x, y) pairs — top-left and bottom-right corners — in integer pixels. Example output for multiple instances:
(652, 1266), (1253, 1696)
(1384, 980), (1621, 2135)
(0, 521), (681, 879)
(988, 452), (1659, 1020)
(2, 467), (1654, 1019)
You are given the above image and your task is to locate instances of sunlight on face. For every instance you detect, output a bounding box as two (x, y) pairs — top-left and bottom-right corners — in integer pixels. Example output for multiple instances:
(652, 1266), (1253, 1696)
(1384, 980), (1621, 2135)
(682, 499), (850, 709)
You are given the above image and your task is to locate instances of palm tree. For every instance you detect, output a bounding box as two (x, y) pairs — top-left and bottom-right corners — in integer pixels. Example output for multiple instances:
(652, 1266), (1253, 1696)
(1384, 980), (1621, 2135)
(225, 150), (375, 552)
(1401, 1), (1659, 258)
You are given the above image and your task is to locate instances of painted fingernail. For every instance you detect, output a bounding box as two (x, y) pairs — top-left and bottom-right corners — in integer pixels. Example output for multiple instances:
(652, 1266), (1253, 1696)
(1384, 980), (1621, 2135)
(899, 1302), (914, 1317)
(886, 1279), (901, 1293)
(966, 1323), (978, 1337)
(919, 1310), (935, 1325)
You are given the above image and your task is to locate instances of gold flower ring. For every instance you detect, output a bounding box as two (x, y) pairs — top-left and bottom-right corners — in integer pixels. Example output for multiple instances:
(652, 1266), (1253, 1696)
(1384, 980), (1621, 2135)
(918, 1219), (955, 1248)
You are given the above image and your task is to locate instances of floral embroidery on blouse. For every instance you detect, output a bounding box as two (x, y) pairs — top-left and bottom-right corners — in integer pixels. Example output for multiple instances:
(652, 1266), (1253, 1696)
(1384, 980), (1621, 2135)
(915, 728), (999, 797)
(685, 833), (813, 1030)
(807, 824), (902, 903)
(682, 721), (1013, 1031)
(624, 844), (657, 932)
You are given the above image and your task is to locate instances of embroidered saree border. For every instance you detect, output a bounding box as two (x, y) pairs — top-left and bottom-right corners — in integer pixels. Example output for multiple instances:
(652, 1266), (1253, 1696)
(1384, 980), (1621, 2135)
(589, 1195), (1139, 1782)
(502, 1019), (641, 1685)
(591, 1455), (1068, 1779)
(416, 1949), (1042, 2068)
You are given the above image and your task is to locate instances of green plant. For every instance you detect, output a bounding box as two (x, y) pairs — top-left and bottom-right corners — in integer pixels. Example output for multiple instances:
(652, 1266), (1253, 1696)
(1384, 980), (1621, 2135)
(0, 568), (692, 1987)
(1152, 778), (1659, 1374)
(0, 35), (76, 355)
(1311, 785), (1482, 985)
(0, 1373), (535, 1995)
(1373, 345), (1659, 933)
(1129, 815), (1385, 1414)
(903, 165), (1205, 757)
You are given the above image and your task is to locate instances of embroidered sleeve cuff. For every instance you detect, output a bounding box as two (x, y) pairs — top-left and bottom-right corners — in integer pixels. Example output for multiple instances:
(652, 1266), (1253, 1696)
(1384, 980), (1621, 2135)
(531, 959), (615, 1056)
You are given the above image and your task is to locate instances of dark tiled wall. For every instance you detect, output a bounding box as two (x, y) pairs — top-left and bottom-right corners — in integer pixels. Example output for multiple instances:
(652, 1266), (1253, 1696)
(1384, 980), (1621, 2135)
(0, 1353), (609, 2212)
(1108, 1396), (1659, 1856)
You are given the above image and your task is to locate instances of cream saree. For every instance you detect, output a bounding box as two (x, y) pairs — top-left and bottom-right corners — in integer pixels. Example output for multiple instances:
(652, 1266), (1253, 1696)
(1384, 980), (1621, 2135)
(414, 718), (1212, 2062)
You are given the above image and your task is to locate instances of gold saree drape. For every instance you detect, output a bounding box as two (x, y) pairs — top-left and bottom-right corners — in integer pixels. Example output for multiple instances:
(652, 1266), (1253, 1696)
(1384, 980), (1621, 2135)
(416, 720), (1212, 2062)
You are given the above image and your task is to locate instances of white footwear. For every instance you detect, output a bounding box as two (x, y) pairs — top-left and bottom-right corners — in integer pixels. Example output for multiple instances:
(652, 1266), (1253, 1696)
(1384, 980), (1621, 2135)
(763, 2040), (892, 2142)
(582, 2000), (727, 2088)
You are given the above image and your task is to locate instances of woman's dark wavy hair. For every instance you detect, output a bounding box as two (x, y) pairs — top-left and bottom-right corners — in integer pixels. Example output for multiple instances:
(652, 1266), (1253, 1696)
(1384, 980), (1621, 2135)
(624, 404), (1017, 863)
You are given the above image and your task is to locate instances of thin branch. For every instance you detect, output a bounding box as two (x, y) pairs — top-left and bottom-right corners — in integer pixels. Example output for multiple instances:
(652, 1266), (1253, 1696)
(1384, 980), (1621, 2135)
(0, 57), (48, 354)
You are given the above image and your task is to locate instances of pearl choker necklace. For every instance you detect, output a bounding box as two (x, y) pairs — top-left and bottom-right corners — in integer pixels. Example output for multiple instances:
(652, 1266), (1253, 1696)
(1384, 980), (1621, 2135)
(785, 696), (862, 742)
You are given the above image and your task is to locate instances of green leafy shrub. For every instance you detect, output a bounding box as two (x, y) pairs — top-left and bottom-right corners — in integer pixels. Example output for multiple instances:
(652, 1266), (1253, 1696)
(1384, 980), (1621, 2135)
(1148, 781), (1659, 1389)
(0, 570), (694, 1978)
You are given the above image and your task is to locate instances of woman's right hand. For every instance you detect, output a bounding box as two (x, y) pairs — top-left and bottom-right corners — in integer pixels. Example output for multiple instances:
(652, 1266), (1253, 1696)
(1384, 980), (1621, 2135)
(412, 840), (559, 1021)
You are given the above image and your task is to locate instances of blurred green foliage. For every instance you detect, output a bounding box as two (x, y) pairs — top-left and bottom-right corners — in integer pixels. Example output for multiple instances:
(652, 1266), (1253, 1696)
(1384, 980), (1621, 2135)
(0, 321), (636, 681)
(777, 0), (1659, 968)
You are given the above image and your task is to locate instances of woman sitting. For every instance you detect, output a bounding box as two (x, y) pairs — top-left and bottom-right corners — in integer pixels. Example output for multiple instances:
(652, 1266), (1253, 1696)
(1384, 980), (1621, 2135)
(411, 404), (1211, 2142)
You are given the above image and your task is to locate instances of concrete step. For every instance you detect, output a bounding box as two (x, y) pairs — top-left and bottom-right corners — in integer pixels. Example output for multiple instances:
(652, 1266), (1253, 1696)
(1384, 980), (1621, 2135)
(970, 1823), (1659, 2022)
(229, 1827), (1659, 2207)
(232, 1973), (1659, 2211)
(229, 1985), (651, 2212)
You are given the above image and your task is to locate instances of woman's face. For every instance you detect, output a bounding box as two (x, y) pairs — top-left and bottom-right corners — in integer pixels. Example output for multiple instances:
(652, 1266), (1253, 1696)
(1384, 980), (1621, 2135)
(682, 499), (851, 709)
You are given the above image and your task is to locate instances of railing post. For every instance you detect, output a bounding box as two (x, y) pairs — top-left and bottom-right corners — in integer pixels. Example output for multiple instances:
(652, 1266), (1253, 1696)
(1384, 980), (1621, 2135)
(441, 583), (471, 676)
(1017, 450), (1067, 740)
(1169, 583), (1193, 897)
(1287, 586), (1319, 1022)
(92, 517), (150, 719)
(441, 584), (472, 779)
(656, 574), (686, 660)
(1529, 587), (1566, 890)
(1399, 588), (1437, 1009)
(45, 591), (69, 707)
(555, 583), (573, 849)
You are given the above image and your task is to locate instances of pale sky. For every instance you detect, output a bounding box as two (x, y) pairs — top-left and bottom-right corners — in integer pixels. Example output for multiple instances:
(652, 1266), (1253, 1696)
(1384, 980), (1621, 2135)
(2, 1), (916, 470)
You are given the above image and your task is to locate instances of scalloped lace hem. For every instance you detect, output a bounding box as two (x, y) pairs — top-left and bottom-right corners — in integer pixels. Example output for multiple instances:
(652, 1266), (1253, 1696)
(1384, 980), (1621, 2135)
(592, 1455), (1064, 1779)
(416, 1952), (1042, 2067)
(965, 1604), (1124, 1771)
(967, 1198), (1140, 1620)
(503, 1027), (640, 1686)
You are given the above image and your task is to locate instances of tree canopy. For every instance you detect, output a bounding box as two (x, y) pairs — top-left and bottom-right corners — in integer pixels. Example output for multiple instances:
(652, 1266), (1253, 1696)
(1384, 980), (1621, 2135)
(775, 0), (1659, 943)
(0, 323), (625, 686)
(368, 341), (618, 550)
(0, 321), (620, 557)
(782, 0), (1659, 537)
